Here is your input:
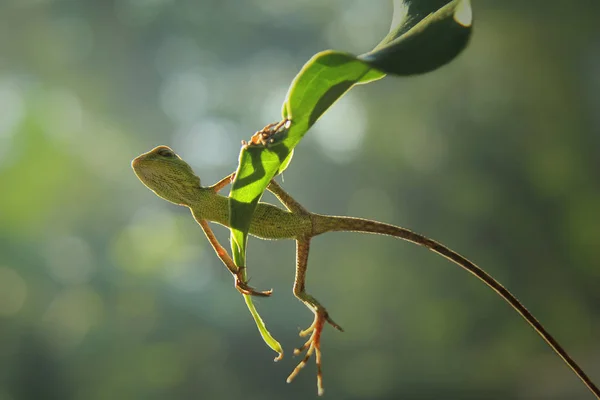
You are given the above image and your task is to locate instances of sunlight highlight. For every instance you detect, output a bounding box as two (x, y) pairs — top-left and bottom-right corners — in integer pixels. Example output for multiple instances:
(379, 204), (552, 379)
(454, 0), (472, 27)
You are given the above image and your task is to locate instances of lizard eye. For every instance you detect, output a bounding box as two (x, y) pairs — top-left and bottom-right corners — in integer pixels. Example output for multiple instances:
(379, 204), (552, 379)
(156, 147), (176, 158)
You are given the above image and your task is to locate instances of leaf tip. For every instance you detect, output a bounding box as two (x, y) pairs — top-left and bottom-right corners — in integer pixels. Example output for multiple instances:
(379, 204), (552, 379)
(454, 0), (473, 27)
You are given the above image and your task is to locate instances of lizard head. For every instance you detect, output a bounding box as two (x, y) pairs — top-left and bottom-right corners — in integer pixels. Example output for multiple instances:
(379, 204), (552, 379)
(131, 145), (202, 206)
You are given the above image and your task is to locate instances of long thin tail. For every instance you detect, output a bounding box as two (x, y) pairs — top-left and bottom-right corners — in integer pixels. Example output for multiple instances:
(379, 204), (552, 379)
(313, 214), (600, 398)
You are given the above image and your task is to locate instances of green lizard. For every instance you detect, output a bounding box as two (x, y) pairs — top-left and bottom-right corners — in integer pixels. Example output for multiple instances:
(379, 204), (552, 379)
(132, 145), (600, 398)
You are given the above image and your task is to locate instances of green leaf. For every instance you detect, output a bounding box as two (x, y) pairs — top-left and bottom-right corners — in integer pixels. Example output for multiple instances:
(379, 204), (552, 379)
(231, 237), (283, 360)
(360, 0), (473, 75)
(228, 0), (473, 352)
(242, 294), (283, 360)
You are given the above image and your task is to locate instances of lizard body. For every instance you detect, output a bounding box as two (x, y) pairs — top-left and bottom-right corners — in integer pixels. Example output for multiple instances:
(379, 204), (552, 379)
(132, 145), (600, 398)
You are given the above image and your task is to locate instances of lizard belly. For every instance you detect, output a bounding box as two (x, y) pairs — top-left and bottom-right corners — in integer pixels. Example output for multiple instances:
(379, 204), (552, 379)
(248, 203), (312, 240)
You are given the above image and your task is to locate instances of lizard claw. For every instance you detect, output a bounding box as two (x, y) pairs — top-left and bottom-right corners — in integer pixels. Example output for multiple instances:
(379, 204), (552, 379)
(234, 275), (273, 297)
(299, 310), (343, 336)
(287, 309), (343, 396)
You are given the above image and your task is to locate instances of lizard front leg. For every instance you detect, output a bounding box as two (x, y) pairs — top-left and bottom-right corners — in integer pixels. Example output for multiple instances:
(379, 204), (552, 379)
(287, 239), (343, 396)
(208, 172), (235, 193)
(204, 172), (274, 296)
(193, 216), (272, 297)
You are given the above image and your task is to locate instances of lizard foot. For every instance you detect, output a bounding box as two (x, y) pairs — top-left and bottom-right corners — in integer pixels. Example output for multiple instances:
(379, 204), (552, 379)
(234, 275), (273, 297)
(286, 308), (343, 396)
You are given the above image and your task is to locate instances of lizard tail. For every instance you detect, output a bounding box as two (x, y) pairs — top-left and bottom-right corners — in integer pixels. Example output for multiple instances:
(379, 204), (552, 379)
(311, 214), (600, 399)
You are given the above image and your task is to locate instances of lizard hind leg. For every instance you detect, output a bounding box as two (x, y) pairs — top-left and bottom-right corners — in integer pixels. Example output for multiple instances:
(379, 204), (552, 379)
(286, 239), (343, 396)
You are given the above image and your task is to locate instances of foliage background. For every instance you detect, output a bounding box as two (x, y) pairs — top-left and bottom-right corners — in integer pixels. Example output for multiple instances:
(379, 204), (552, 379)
(1, 0), (599, 399)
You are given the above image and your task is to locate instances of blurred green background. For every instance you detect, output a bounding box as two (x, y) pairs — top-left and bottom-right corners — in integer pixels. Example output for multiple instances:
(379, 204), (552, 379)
(1, 0), (599, 399)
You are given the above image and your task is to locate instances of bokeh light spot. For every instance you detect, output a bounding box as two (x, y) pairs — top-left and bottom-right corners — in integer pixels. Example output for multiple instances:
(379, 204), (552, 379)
(160, 71), (208, 125)
(0, 79), (25, 165)
(112, 207), (182, 274)
(173, 118), (236, 168)
(42, 286), (104, 351)
(154, 35), (209, 78)
(311, 95), (367, 164)
(38, 89), (83, 142)
(43, 235), (95, 285)
(0, 79), (24, 140)
(325, 0), (391, 53)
